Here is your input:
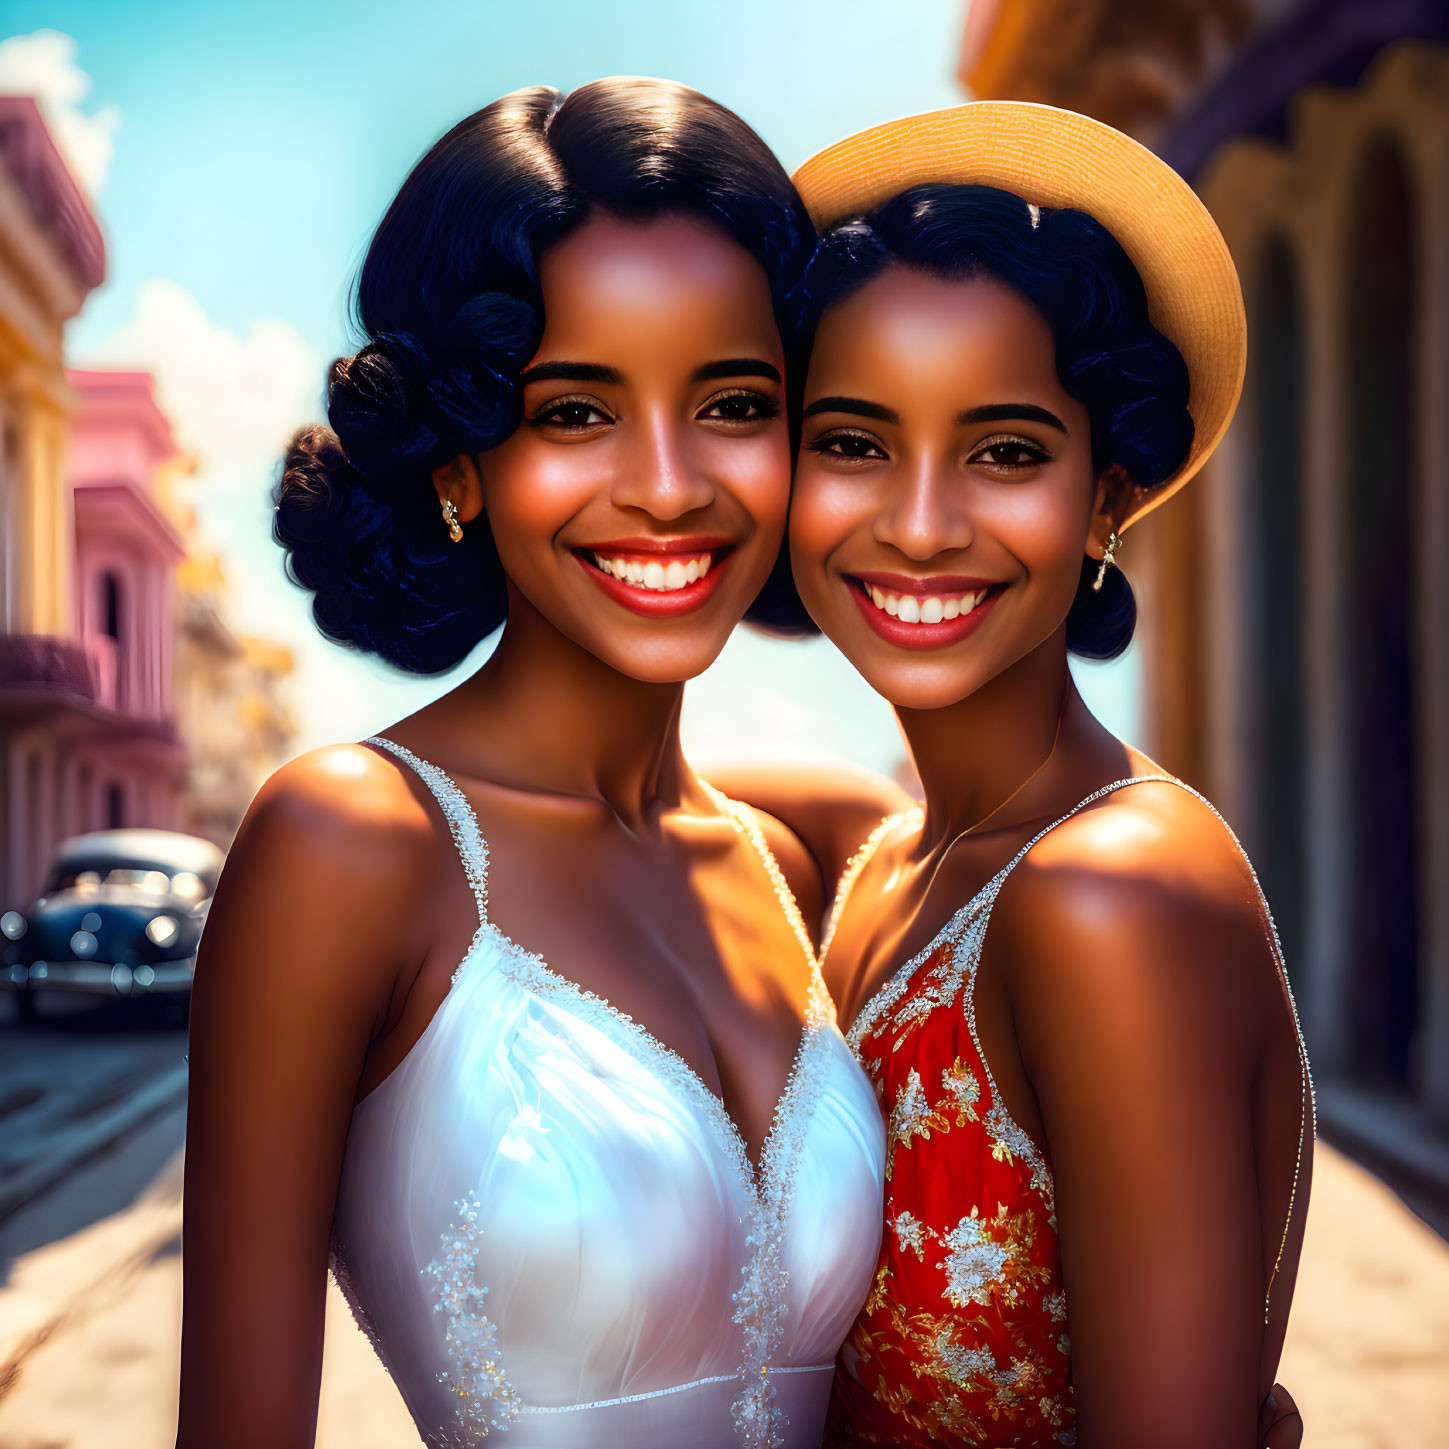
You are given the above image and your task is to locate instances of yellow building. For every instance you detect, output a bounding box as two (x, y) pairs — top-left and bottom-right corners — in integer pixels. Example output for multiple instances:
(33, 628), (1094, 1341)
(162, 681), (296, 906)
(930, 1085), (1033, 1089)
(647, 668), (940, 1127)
(0, 96), (107, 908)
(0, 98), (104, 639)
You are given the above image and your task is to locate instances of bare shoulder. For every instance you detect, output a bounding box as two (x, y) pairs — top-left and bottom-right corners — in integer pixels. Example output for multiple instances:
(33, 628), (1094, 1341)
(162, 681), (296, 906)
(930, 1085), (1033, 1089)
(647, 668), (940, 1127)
(992, 778), (1277, 1006)
(201, 744), (438, 996)
(239, 743), (436, 885)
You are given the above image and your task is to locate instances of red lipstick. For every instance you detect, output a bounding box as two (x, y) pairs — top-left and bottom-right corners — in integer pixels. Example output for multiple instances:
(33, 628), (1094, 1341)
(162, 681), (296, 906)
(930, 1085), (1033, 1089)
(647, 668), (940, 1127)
(846, 572), (1004, 650)
(574, 539), (734, 619)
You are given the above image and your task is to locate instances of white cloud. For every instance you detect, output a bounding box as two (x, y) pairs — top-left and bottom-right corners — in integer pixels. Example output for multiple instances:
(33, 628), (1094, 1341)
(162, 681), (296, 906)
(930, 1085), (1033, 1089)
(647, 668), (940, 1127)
(78, 279), (324, 660)
(0, 29), (120, 196)
(80, 278), (321, 503)
(73, 279), (460, 760)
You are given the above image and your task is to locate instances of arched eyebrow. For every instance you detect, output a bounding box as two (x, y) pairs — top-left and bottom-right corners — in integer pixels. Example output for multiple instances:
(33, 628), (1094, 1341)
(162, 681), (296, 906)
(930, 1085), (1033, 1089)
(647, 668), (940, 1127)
(692, 358), (782, 384)
(956, 402), (1068, 432)
(519, 358), (782, 387)
(519, 361), (623, 386)
(801, 396), (900, 424)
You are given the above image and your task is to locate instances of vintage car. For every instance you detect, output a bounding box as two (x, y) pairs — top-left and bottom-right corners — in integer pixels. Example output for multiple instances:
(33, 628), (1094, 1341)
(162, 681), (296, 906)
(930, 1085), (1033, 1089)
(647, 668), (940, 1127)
(1, 828), (224, 1021)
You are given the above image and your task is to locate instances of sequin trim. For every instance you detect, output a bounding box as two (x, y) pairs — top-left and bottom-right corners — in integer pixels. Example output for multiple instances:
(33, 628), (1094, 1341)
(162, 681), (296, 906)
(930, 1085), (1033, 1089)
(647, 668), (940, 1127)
(329, 1234), (394, 1376)
(423, 1191), (522, 1440)
(821, 807), (921, 959)
(703, 785), (838, 1447)
(844, 890), (982, 1057)
(363, 737), (842, 1447)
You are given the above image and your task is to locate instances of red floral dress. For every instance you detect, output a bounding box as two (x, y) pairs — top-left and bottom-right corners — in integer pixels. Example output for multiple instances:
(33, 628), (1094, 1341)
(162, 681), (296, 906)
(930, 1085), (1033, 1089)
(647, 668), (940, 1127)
(821, 808), (1076, 1449)
(823, 776), (1316, 1447)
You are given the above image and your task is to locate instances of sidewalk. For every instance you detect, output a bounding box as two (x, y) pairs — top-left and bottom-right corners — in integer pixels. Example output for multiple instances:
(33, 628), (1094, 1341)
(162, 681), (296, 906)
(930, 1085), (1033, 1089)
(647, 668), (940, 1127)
(1277, 1142), (1448, 1447)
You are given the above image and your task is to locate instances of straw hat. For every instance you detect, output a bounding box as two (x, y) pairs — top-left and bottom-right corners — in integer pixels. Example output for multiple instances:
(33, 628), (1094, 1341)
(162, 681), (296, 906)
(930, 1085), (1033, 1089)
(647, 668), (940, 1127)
(791, 101), (1245, 531)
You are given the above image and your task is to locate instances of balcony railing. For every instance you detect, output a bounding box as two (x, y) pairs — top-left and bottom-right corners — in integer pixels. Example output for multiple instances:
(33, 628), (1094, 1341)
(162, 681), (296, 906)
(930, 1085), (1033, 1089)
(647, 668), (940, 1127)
(0, 634), (98, 703)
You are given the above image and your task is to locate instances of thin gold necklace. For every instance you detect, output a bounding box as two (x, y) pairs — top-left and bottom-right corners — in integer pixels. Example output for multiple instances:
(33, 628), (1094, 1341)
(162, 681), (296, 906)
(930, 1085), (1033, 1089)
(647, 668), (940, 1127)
(925, 685), (1069, 874)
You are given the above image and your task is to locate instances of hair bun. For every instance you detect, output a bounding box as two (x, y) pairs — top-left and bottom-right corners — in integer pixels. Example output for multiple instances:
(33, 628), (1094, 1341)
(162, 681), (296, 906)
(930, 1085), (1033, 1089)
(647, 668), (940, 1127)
(326, 333), (441, 485)
(273, 421), (502, 673)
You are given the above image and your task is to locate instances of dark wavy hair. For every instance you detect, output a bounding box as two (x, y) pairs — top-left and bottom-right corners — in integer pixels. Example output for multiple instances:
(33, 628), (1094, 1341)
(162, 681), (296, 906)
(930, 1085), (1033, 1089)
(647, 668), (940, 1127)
(274, 78), (816, 673)
(795, 183), (1194, 659)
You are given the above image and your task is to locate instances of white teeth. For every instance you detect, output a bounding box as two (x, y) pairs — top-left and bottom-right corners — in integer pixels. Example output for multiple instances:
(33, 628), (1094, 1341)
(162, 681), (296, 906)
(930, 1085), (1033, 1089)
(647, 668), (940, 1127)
(591, 552), (714, 592)
(863, 584), (991, 624)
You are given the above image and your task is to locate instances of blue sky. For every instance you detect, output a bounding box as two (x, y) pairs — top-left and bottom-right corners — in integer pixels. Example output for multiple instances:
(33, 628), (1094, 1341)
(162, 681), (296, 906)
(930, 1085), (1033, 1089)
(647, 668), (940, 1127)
(3, 0), (1141, 775)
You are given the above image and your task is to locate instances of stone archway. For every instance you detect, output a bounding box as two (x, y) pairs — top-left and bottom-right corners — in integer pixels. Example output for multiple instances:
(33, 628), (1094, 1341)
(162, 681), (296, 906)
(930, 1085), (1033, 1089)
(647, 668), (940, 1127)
(1344, 133), (1422, 1090)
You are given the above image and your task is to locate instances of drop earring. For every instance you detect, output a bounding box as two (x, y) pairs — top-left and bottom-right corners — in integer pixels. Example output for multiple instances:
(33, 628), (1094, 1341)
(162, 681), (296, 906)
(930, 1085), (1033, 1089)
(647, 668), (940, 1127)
(1092, 530), (1121, 592)
(441, 497), (464, 543)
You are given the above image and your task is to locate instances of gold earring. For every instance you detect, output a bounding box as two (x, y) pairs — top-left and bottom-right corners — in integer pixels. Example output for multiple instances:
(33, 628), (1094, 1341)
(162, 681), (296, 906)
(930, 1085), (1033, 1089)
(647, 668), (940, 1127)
(441, 497), (464, 543)
(1091, 530), (1122, 592)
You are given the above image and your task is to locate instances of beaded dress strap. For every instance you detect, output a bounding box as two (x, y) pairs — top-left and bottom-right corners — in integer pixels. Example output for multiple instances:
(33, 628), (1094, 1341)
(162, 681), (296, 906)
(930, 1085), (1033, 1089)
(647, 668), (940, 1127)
(361, 735), (491, 931)
(982, 771), (1315, 1323)
(820, 807), (923, 959)
(699, 782), (827, 1000)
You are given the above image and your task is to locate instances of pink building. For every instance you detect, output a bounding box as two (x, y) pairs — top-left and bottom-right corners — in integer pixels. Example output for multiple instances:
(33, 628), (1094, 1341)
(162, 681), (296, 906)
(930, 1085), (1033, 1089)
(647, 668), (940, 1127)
(69, 369), (188, 828)
(69, 370), (185, 726)
(1, 370), (189, 907)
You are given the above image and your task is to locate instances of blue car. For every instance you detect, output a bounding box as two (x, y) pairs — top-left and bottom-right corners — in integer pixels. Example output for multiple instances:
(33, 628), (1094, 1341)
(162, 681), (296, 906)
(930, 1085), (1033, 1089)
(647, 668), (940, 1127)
(1, 828), (224, 1022)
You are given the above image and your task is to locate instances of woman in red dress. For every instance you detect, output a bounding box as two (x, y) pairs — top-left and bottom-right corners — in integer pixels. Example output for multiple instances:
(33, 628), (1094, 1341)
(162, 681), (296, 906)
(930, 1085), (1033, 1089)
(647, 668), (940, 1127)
(743, 104), (1312, 1448)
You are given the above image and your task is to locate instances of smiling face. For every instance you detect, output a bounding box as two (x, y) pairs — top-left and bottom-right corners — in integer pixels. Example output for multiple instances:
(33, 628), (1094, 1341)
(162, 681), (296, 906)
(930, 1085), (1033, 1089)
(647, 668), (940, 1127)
(790, 265), (1120, 711)
(466, 210), (790, 683)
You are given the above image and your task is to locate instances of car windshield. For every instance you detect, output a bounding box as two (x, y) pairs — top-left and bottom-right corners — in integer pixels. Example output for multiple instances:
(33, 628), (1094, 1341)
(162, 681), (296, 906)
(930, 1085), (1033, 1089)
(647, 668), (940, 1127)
(49, 868), (207, 900)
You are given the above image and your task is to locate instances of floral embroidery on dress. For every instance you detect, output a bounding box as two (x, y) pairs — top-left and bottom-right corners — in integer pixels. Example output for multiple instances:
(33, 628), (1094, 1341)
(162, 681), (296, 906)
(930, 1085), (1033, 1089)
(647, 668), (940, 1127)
(940, 1209), (1013, 1308)
(885, 1068), (950, 1172)
(940, 1058), (981, 1124)
(892, 1210), (928, 1261)
(423, 1192), (522, 1440)
(826, 906), (1073, 1446)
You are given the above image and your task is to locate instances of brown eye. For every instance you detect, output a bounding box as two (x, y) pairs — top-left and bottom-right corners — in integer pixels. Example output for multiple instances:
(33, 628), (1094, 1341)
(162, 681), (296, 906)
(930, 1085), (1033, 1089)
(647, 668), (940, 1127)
(970, 435), (1050, 471)
(809, 429), (887, 461)
(530, 397), (613, 430)
(699, 389), (779, 423)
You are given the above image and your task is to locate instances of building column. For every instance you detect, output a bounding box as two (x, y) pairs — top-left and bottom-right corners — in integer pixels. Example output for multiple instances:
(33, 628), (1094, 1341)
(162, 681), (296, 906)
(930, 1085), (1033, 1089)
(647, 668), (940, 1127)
(1410, 72), (1449, 1123)
(1293, 103), (1356, 1068)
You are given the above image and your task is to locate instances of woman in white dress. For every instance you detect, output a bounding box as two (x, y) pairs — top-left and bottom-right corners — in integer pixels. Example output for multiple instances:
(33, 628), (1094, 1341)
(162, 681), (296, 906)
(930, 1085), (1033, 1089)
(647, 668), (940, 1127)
(177, 78), (888, 1449)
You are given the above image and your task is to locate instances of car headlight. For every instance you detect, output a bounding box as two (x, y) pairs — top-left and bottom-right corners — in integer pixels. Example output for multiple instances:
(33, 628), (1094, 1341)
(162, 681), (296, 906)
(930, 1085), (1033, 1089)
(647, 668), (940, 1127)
(1, 911), (25, 941)
(145, 914), (179, 948)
